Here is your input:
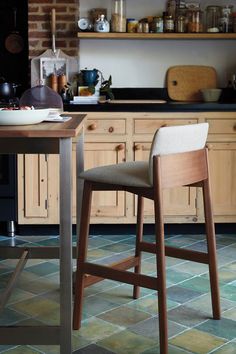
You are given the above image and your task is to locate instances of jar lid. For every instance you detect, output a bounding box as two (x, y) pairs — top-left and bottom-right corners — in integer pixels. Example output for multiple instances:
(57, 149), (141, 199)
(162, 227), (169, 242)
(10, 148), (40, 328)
(206, 6), (221, 10)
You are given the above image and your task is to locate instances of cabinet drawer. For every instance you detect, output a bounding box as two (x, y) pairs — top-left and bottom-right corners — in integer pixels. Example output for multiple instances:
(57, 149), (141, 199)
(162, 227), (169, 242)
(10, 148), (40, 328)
(134, 119), (197, 134)
(86, 119), (126, 134)
(207, 119), (236, 134)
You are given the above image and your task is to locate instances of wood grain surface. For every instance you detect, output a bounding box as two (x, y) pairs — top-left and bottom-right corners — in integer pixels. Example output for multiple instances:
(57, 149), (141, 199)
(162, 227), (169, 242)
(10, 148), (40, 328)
(167, 65), (217, 102)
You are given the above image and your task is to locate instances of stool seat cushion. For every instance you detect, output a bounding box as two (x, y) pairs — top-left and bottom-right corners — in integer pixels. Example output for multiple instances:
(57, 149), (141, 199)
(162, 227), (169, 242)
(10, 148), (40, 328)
(80, 161), (151, 188)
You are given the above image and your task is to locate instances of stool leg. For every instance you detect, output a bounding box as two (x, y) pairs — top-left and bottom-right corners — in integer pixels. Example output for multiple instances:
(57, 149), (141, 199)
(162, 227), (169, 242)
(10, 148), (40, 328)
(203, 178), (221, 320)
(73, 181), (93, 330)
(154, 157), (168, 354)
(133, 195), (144, 299)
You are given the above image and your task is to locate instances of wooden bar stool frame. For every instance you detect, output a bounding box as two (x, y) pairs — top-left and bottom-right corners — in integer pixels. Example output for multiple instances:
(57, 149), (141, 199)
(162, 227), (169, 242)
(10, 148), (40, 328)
(73, 139), (220, 354)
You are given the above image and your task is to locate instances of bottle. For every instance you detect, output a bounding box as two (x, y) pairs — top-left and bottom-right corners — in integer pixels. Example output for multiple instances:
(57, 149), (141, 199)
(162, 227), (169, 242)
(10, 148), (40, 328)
(163, 12), (175, 32)
(167, 0), (177, 20)
(111, 0), (126, 32)
(206, 6), (221, 33)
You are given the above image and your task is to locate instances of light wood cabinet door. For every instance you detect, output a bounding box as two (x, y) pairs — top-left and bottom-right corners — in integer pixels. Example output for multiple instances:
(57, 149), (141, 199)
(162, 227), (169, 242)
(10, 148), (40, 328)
(73, 142), (126, 219)
(134, 142), (197, 217)
(18, 154), (60, 224)
(18, 154), (48, 222)
(208, 143), (236, 217)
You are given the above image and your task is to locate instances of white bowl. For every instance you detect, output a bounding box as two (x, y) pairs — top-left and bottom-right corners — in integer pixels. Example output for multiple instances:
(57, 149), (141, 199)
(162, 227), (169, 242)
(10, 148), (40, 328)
(200, 89), (222, 102)
(0, 108), (50, 125)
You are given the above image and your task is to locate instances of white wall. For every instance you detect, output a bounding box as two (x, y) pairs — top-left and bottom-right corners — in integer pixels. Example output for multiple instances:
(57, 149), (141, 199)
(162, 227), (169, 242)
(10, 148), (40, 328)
(79, 0), (236, 88)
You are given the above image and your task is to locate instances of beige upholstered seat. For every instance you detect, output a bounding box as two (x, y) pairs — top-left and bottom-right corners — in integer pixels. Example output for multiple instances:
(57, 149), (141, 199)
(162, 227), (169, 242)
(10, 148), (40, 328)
(73, 123), (220, 354)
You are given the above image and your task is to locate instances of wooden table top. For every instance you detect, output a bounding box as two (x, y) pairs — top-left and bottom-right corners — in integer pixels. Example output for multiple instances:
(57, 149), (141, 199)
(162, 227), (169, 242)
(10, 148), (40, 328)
(0, 114), (86, 138)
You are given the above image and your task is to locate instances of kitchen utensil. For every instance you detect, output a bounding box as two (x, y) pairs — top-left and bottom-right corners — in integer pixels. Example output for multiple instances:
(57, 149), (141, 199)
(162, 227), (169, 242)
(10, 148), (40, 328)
(19, 85), (63, 110)
(167, 65), (217, 101)
(200, 88), (222, 102)
(0, 108), (49, 125)
(5, 7), (24, 54)
(31, 8), (78, 88)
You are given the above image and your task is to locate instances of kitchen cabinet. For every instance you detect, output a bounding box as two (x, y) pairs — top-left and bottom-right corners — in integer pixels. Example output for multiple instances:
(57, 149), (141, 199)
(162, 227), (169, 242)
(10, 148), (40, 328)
(18, 154), (59, 224)
(17, 111), (236, 225)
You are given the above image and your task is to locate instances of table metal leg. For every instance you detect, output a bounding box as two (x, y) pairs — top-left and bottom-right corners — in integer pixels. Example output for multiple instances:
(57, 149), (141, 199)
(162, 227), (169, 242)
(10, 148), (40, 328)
(59, 138), (73, 354)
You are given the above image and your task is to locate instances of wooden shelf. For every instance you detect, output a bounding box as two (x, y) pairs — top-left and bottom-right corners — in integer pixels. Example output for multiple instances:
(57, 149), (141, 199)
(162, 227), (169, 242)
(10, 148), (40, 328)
(77, 32), (236, 40)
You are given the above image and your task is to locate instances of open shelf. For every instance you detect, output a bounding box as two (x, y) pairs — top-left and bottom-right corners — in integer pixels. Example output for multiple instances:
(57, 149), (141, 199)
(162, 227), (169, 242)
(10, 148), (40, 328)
(77, 32), (236, 40)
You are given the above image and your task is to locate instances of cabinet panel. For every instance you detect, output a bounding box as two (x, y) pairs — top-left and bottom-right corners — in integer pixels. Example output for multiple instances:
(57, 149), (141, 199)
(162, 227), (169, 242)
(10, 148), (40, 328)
(78, 142), (126, 218)
(23, 154), (48, 218)
(134, 119), (197, 134)
(208, 143), (236, 216)
(207, 119), (236, 135)
(134, 142), (197, 217)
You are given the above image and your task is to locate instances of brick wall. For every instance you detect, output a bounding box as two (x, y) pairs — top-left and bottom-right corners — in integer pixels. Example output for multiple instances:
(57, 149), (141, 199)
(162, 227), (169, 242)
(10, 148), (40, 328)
(28, 0), (79, 58)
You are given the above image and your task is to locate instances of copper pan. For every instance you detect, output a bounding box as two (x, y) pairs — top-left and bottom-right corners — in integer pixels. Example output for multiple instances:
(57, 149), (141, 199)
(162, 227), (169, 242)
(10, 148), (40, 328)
(5, 7), (24, 54)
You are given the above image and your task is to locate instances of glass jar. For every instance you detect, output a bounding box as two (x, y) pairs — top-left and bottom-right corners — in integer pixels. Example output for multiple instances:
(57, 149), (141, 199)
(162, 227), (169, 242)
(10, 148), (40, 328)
(127, 19), (138, 33)
(176, 15), (187, 33)
(111, 0), (126, 32)
(206, 6), (221, 33)
(151, 16), (164, 33)
(219, 5), (234, 33)
(163, 13), (175, 32)
(233, 12), (236, 33)
(187, 9), (203, 33)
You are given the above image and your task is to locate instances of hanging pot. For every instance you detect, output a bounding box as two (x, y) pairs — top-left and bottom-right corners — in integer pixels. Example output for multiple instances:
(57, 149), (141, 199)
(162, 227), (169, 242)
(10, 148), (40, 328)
(5, 7), (24, 54)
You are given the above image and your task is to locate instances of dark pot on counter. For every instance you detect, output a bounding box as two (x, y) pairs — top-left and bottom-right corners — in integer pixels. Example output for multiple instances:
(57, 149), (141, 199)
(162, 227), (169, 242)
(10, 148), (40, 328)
(0, 82), (19, 99)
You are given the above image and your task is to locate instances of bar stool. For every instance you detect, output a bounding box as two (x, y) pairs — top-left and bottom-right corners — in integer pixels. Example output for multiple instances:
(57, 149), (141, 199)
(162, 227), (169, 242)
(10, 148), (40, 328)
(73, 123), (220, 354)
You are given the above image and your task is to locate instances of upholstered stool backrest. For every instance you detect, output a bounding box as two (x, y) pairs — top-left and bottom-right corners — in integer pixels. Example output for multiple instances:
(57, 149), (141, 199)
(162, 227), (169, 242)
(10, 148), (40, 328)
(148, 123), (209, 185)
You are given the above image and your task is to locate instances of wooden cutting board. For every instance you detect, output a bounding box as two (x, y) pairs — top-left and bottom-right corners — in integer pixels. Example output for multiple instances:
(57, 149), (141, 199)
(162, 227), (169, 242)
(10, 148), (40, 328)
(167, 65), (217, 101)
(99, 99), (167, 104)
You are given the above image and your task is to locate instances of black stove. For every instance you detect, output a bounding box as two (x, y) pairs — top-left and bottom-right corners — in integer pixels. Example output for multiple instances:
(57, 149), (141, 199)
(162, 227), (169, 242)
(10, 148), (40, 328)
(0, 0), (28, 236)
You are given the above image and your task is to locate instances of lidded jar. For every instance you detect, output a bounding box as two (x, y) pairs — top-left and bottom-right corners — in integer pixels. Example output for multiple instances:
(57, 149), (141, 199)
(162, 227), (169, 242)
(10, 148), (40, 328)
(187, 9), (203, 33)
(219, 5), (234, 33)
(206, 6), (221, 32)
(111, 0), (126, 32)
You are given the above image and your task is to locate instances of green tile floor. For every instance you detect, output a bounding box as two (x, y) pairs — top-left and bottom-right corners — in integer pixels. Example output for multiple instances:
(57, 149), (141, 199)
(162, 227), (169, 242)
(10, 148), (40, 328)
(1, 232), (236, 353)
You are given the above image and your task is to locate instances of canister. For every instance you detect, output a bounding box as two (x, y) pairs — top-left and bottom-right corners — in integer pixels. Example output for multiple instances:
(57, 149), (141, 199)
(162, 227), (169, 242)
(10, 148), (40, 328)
(163, 13), (174, 32)
(206, 6), (221, 32)
(219, 5), (234, 33)
(111, 0), (126, 32)
(127, 19), (138, 33)
(187, 9), (203, 33)
(152, 16), (164, 33)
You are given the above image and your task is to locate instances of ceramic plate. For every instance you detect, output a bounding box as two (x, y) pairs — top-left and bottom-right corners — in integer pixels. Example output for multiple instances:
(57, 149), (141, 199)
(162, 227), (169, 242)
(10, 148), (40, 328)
(0, 109), (50, 125)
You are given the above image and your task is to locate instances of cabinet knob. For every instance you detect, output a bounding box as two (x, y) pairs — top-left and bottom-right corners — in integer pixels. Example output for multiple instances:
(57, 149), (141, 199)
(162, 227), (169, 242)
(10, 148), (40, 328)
(108, 126), (114, 133)
(134, 144), (142, 151)
(88, 123), (97, 131)
(116, 144), (124, 151)
(206, 143), (213, 150)
(233, 124), (236, 131)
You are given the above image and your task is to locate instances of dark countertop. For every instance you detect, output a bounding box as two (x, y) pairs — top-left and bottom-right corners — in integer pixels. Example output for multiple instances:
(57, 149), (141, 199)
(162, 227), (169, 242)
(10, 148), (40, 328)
(64, 88), (236, 113)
